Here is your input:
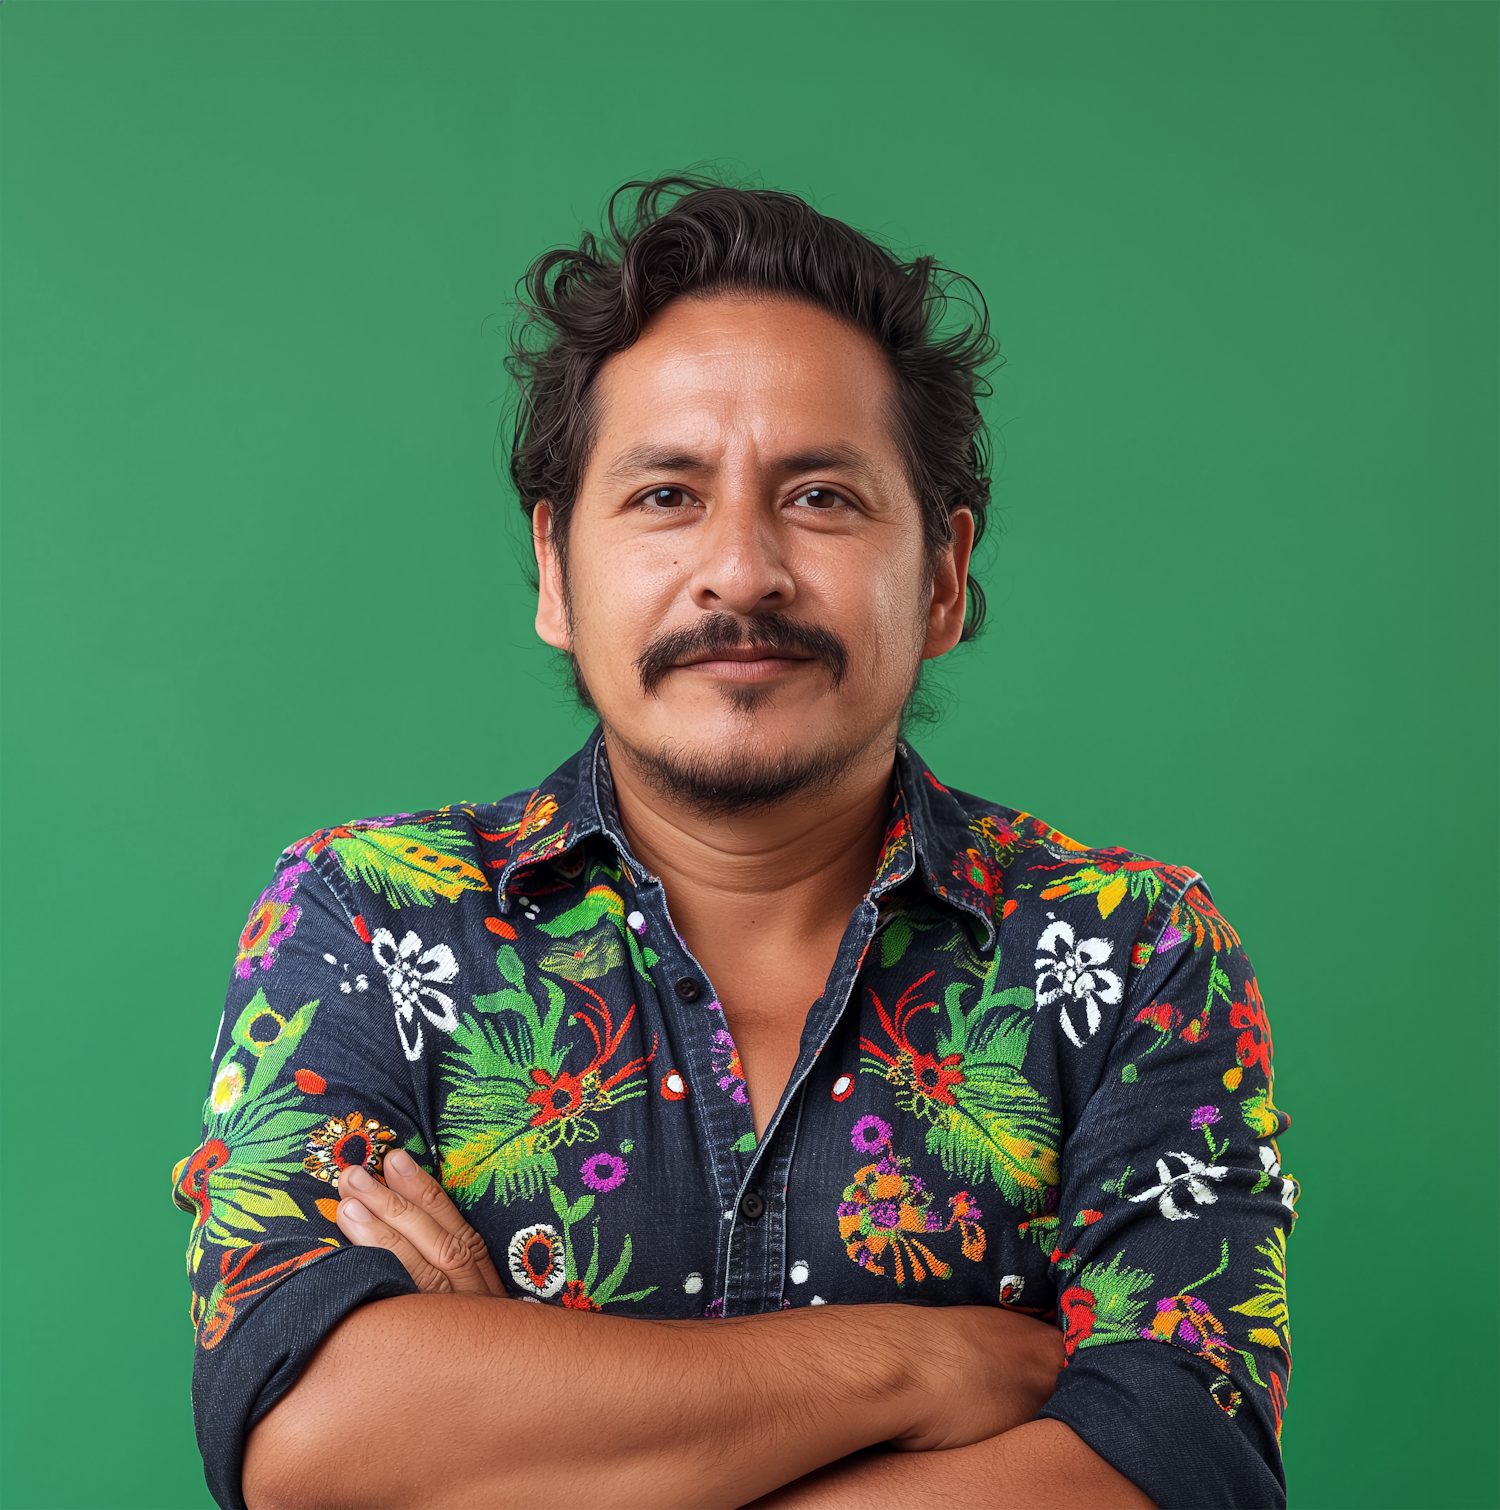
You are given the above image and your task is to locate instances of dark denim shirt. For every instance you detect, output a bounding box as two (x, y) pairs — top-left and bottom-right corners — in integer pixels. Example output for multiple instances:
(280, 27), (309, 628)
(177, 732), (1296, 1509)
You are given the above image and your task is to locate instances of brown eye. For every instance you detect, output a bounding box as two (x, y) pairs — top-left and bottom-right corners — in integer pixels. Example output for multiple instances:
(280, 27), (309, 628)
(643, 487), (689, 509)
(792, 488), (845, 510)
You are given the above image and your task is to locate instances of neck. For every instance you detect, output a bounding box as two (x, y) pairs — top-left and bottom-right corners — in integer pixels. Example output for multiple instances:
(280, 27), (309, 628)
(602, 729), (898, 938)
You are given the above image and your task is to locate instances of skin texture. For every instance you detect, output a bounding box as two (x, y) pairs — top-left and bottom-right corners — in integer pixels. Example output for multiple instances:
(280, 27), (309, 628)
(242, 295), (1156, 1510)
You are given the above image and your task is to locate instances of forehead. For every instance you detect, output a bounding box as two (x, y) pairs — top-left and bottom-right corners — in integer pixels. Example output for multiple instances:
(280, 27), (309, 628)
(590, 294), (899, 455)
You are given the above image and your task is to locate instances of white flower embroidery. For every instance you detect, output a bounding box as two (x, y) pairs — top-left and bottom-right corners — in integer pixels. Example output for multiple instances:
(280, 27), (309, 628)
(1259, 1145), (1298, 1212)
(1128, 1151), (1230, 1220)
(371, 927), (460, 1062)
(1034, 918), (1123, 1047)
(508, 1223), (566, 1298)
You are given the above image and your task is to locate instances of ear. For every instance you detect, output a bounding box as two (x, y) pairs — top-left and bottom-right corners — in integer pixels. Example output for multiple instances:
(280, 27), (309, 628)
(533, 503), (572, 651)
(921, 508), (976, 660)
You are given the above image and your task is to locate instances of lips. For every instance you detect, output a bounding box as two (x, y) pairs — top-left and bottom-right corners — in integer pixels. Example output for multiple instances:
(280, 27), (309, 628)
(674, 645), (815, 669)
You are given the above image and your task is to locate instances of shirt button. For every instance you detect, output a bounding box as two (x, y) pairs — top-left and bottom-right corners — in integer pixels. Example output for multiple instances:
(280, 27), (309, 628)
(674, 976), (702, 1001)
(740, 1190), (766, 1221)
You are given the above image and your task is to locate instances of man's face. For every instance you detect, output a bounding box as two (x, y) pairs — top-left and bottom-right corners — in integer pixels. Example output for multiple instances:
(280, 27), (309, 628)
(533, 293), (972, 812)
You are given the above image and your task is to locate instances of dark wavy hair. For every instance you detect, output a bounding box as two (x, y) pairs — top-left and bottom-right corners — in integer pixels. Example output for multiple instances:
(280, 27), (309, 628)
(508, 174), (997, 639)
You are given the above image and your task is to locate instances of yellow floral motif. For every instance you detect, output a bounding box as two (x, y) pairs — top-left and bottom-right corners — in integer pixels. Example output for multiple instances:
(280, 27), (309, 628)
(210, 1063), (245, 1115)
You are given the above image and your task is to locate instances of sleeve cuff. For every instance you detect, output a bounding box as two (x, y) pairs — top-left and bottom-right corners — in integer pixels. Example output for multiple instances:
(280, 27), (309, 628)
(1038, 1341), (1286, 1510)
(192, 1245), (418, 1510)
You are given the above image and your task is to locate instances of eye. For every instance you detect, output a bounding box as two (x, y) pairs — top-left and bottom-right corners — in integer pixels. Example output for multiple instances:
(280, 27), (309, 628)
(789, 488), (849, 511)
(639, 487), (693, 510)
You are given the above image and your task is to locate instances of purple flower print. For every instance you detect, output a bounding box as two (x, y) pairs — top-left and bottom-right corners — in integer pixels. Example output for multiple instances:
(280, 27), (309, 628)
(1158, 923), (1186, 952)
(1190, 1106), (1222, 1131)
(869, 1201), (901, 1229)
(711, 1029), (749, 1104)
(579, 1152), (628, 1193)
(233, 861), (309, 980)
(837, 1201), (861, 1218)
(850, 1115), (893, 1153)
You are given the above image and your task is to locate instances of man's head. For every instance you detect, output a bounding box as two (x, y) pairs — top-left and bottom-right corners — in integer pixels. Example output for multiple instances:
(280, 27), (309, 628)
(510, 178), (995, 815)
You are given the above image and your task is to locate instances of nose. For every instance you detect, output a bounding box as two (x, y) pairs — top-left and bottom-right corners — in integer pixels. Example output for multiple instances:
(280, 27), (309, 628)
(686, 487), (794, 616)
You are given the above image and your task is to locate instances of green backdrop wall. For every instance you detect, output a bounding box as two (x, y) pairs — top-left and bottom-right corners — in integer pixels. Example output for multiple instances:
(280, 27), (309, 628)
(3, 4), (1496, 1507)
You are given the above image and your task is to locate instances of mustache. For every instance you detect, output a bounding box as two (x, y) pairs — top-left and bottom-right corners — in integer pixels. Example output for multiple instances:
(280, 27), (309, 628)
(635, 612), (850, 696)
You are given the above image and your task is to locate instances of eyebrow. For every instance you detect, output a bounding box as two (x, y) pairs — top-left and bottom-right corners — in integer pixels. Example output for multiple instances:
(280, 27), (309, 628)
(602, 442), (875, 482)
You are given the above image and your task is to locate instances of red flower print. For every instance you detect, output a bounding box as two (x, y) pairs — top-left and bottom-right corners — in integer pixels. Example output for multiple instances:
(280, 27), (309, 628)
(178, 1139), (230, 1227)
(1060, 1286), (1097, 1358)
(527, 1067), (584, 1125)
(198, 1242), (328, 1351)
(861, 973), (966, 1112)
(293, 1069), (327, 1094)
(954, 846), (1001, 899)
(1135, 1002), (1179, 1033)
(561, 1280), (601, 1311)
(1230, 978), (1273, 1079)
(909, 1050), (965, 1104)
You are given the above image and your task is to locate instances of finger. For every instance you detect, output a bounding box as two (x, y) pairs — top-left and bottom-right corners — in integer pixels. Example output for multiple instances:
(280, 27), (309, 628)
(339, 1165), (494, 1295)
(335, 1196), (454, 1293)
(382, 1149), (506, 1296)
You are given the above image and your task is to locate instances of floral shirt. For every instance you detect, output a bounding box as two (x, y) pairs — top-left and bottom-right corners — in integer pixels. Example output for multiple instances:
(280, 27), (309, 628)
(177, 732), (1296, 1510)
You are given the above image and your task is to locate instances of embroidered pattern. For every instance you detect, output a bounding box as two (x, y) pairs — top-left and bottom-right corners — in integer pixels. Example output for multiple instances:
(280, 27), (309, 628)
(179, 736), (1296, 1475)
(836, 1116), (986, 1284)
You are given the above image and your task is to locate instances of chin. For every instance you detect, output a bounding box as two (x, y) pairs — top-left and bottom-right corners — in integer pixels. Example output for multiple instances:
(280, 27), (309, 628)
(606, 715), (880, 818)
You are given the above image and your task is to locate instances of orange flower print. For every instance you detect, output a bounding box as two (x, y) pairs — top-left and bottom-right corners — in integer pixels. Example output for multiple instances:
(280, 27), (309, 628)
(302, 1113), (396, 1187)
(837, 1116), (985, 1285)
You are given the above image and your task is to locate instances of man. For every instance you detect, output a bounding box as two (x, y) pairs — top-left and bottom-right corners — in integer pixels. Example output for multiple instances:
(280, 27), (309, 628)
(177, 178), (1295, 1510)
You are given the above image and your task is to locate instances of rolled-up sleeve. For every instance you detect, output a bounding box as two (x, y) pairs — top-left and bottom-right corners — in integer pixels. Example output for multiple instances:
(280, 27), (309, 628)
(1038, 883), (1296, 1510)
(174, 853), (421, 1510)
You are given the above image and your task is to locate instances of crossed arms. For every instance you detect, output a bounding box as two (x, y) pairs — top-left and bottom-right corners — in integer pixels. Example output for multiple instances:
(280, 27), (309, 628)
(243, 1152), (1154, 1510)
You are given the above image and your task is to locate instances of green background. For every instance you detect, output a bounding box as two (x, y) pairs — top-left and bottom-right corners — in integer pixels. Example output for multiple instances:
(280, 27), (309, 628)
(3, 3), (1495, 1506)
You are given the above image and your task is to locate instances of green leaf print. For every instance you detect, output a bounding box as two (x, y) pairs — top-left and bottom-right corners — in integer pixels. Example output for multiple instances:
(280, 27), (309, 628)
(537, 873), (660, 979)
(862, 944), (1059, 1212)
(177, 999), (328, 1280)
(441, 949), (656, 1207)
(327, 821), (489, 909)
(1229, 1229), (1291, 1351)
(1075, 1251), (1156, 1349)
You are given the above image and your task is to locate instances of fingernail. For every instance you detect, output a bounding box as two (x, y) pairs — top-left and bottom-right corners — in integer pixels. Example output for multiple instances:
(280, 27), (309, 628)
(341, 1199), (370, 1223)
(386, 1149), (416, 1177)
(342, 1165), (372, 1190)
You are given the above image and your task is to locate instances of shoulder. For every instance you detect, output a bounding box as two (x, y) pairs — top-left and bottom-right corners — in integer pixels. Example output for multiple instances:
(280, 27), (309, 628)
(946, 784), (1230, 963)
(273, 788), (547, 919)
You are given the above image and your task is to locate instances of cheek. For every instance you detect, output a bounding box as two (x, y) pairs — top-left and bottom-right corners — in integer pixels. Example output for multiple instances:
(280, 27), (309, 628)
(815, 552), (929, 665)
(568, 539), (680, 672)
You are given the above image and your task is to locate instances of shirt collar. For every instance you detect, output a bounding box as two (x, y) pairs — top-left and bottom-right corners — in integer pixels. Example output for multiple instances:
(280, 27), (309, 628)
(493, 729), (1007, 948)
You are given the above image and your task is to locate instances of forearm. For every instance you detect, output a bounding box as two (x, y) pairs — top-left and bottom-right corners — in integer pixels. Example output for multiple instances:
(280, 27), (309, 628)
(745, 1420), (1157, 1510)
(245, 1294), (922, 1510)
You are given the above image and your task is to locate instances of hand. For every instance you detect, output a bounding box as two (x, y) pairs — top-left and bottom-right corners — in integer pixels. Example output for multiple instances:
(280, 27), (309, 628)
(336, 1150), (506, 1296)
(887, 1304), (1066, 1452)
